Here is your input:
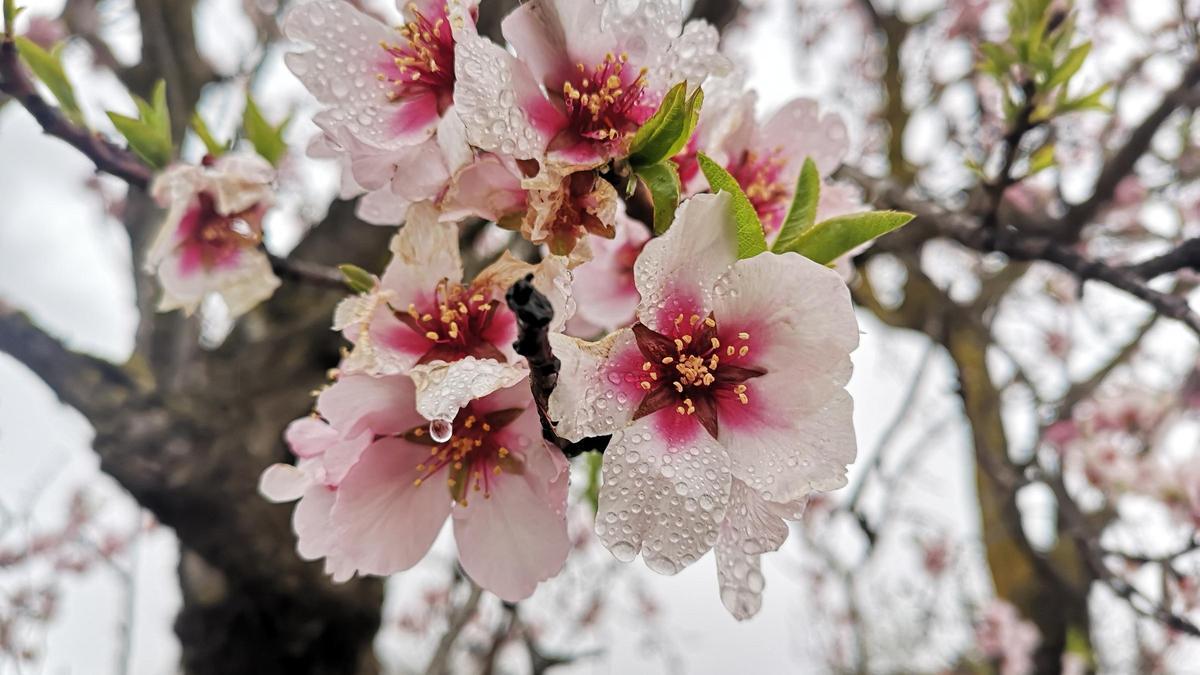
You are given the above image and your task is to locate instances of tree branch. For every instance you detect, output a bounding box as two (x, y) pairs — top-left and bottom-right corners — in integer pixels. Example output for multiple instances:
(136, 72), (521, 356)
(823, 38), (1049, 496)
(842, 166), (1200, 337)
(1059, 57), (1200, 241)
(505, 276), (610, 458)
(0, 39), (153, 189)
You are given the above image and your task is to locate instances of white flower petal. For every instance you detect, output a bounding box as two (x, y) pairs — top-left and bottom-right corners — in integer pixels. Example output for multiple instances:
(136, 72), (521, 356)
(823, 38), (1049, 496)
(757, 99), (849, 177)
(633, 193), (738, 332)
(259, 463), (312, 503)
(595, 410), (731, 574)
(547, 329), (641, 442)
(409, 357), (529, 423)
(453, 31), (555, 160)
(283, 0), (427, 148)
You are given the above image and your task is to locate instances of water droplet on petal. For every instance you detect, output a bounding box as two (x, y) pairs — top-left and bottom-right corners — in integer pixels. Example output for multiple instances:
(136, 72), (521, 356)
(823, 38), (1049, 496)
(429, 418), (453, 443)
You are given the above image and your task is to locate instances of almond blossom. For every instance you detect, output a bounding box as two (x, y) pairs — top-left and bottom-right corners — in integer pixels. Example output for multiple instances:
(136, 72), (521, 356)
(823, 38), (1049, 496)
(569, 204), (649, 331)
(285, 0), (480, 224)
(976, 600), (1040, 675)
(260, 373), (570, 601)
(547, 192), (859, 615)
(677, 85), (859, 234)
(145, 153), (280, 317)
(334, 202), (574, 425)
(454, 0), (727, 171)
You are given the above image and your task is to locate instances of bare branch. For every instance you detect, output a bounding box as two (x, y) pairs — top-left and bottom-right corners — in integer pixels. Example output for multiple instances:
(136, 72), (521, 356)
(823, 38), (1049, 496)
(1060, 57), (1200, 240)
(423, 580), (483, 675)
(0, 40), (153, 189)
(842, 166), (1200, 337)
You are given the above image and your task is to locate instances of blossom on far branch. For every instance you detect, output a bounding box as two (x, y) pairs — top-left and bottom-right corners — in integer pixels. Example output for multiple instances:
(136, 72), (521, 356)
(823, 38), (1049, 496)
(260, 373), (570, 601)
(547, 191), (859, 619)
(333, 202), (574, 425)
(145, 153), (280, 318)
(676, 79), (860, 236)
(975, 600), (1040, 675)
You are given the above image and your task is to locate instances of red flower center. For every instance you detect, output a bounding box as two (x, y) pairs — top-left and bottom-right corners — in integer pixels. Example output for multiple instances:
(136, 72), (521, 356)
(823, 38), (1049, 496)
(380, 3), (460, 111)
(402, 405), (526, 504)
(728, 150), (791, 231)
(177, 192), (264, 273)
(558, 53), (654, 152)
(629, 312), (765, 440)
(393, 279), (510, 365)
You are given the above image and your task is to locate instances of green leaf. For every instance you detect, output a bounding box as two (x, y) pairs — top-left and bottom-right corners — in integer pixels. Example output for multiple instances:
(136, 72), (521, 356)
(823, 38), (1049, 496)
(150, 79), (170, 141)
(1046, 41), (1090, 90)
(585, 451), (603, 514)
(3, 0), (21, 36)
(635, 161), (681, 236)
(629, 81), (689, 167)
(777, 210), (914, 265)
(1027, 142), (1056, 176)
(107, 111), (172, 168)
(1057, 83), (1111, 115)
(190, 112), (226, 157)
(338, 264), (376, 294)
(663, 86), (703, 160)
(243, 95), (289, 166)
(772, 157), (821, 254)
(13, 37), (82, 124)
(697, 152), (766, 259)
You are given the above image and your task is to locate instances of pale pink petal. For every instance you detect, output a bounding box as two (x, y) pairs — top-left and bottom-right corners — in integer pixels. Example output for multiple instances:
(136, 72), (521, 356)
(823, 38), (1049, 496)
(453, 31), (563, 160)
(501, 0), (609, 87)
(387, 139), (452, 203)
(452, 449), (570, 601)
(284, 416), (337, 459)
(259, 463), (312, 503)
(409, 358), (529, 423)
(633, 193), (738, 333)
(212, 251), (281, 318)
(547, 329), (643, 442)
(316, 373), (424, 438)
(572, 212), (647, 329)
(208, 153), (276, 214)
(294, 484), (338, 561)
(595, 409), (731, 574)
(380, 201), (464, 298)
(331, 437), (452, 575)
(319, 433), (374, 486)
(440, 154), (526, 222)
(756, 99), (849, 177)
(355, 186), (412, 226)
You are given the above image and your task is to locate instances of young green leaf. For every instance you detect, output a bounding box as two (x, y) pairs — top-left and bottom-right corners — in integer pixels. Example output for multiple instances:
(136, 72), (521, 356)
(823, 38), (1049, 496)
(585, 451), (603, 514)
(1045, 41), (1091, 91)
(1027, 142), (1056, 176)
(635, 161), (681, 236)
(338, 264), (376, 294)
(3, 0), (22, 36)
(662, 86), (703, 160)
(191, 113), (226, 157)
(628, 81), (688, 167)
(107, 111), (173, 168)
(13, 37), (82, 124)
(1057, 83), (1111, 115)
(772, 157), (820, 254)
(243, 95), (289, 166)
(150, 80), (171, 142)
(697, 152), (767, 259)
(776, 210), (914, 265)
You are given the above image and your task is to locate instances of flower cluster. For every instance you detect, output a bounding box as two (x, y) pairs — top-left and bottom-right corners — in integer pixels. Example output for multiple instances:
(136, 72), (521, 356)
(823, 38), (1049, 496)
(241, 0), (889, 617)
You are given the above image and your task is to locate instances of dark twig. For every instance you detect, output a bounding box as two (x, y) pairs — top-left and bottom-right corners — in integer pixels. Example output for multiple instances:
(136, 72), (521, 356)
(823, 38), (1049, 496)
(841, 166), (1200, 337)
(0, 39), (153, 189)
(267, 253), (347, 290)
(1125, 238), (1200, 279)
(1060, 57), (1200, 241)
(422, 580), (483, 675)
(506, 275), (611, 458)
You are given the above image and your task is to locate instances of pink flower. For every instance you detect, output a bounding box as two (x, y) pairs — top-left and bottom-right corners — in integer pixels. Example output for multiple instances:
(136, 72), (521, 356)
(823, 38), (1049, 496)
(679, 86), (854, 234)
(453, 0), (728, 171)
(547, 192), (859, 612)
(976, 600), (1040, 675)
(570, 205), (649, 330)
(519, 167), (619, 256)
(261, 375), (570, 600)
(145, 153), (280, 317)
(334, 202), (573, 423)
(286, 0), (484, 225)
